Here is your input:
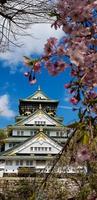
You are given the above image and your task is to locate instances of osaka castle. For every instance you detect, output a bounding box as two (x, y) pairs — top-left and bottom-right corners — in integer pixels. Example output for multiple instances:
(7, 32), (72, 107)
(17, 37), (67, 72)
(0, 87), (70, 175)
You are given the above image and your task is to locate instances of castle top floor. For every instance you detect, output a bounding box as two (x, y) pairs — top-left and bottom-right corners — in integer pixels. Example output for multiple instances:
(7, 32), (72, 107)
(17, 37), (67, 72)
(18, 87), (59, 118)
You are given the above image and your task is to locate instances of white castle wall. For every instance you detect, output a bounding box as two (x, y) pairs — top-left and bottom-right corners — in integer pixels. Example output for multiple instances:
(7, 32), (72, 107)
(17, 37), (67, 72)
(4, 160), (48, 173)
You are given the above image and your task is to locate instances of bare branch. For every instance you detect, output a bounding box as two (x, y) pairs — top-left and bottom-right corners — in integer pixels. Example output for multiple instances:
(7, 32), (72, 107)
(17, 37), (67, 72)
(0, 0), (55, 51)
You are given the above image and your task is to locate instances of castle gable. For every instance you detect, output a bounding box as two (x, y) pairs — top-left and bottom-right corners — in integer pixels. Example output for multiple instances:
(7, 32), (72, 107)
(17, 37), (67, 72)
(27, 88), (50, 100)
(30, 91), (48, 100)
(3, 132), (62, 156)
(16, 110), (62, 126)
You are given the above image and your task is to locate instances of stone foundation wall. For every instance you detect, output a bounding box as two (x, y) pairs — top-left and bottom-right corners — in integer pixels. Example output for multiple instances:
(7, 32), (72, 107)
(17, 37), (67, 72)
(0, 176), (78, 200)
(0, 177), (35, 200)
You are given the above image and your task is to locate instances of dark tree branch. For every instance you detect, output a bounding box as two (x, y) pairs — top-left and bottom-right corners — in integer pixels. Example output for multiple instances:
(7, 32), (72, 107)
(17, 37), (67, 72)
(0, 0), (55, 51)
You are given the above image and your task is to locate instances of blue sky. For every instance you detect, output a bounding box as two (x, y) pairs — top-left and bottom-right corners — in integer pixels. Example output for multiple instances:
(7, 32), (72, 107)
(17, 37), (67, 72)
(0, 24), (78, 128)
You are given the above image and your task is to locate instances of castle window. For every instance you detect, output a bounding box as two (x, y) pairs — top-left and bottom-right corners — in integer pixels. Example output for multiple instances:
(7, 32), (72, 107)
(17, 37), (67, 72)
(33, 147), (51, 151)
(9, 143), (13, 148)
(21, 131), (24, 136)
(31, 147), (33, 151)
(26, 160), (32, 166)
(56, 131), (59, 137)
(49, 147), (51, 151)
(36, 160), (45, 166)
(26, 160), (33, 166)
(34, 121), (46, 125)
(45, 147), (47, 151)
(30, 131), (34, 136)
(6, 161), (12, 165)
(34, 130), (37, 134)
(17, 131), (20, 136)
(47, 131), (50, 136)
(26, 160), (29, 165)
(30, 161), (33, 165)
(60, 131), (63, 137)
(20, 160), (23, 166)
(16, 161), (19, 166)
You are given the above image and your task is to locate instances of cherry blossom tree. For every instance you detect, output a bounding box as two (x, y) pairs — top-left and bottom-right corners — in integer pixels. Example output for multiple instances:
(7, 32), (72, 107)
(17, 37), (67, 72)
(23, 0), (97, 199)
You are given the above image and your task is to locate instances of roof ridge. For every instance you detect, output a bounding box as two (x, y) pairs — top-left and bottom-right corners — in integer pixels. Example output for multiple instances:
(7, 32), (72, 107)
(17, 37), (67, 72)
(26, 89), (51, 100)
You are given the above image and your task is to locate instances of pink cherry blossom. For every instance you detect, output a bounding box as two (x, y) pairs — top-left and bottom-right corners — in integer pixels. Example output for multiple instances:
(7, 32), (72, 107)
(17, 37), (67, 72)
(44, 43), (53, 56)
(71, 70), (77, 76)
(70, 97), (78, 104)
(45, 61), (54, 69)
(44, 37), (57, 56)
(64, 83), (71, 89)
(29, 79), (37, 84)
(33, 62), (41, 72)
(87, 192), (97, 200)
(47, 37), (57, 46)
(24, 72), (29, 77)
(57, 45), (65, 56)
(77, 146), (91, 162)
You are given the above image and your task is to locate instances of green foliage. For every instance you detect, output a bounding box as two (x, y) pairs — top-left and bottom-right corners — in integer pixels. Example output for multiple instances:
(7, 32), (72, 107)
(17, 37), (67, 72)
(77, 185), (91, 200)
(0, 129), (6, 145)
(16, 179), (34, 200)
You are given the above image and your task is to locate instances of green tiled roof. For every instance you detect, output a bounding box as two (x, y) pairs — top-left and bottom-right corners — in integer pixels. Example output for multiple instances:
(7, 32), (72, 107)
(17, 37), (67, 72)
(20, 99), (59, 103)
(27, 88), (50, 100)
(5, 137), (28, 142)
(19, 87), (59, 103)
(0, 155), (54, 160)
(7, 125), (67, 130)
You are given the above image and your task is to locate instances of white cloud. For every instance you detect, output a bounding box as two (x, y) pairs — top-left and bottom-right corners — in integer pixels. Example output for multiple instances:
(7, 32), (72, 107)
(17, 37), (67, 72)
(59, 105), (73, 110)
(59, 105), (78, 110)
(0, 24), (64, 67)
(0, 95), (15, 118)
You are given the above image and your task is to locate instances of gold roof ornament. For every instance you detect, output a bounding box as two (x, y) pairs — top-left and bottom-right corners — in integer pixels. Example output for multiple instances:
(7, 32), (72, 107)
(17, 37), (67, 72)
(39, 104), (42, 110)
(39, 126), (43, 132)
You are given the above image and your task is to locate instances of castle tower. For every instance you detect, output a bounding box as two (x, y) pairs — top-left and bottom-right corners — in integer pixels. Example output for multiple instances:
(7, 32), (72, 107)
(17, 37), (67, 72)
(0, 88), (69, 175)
